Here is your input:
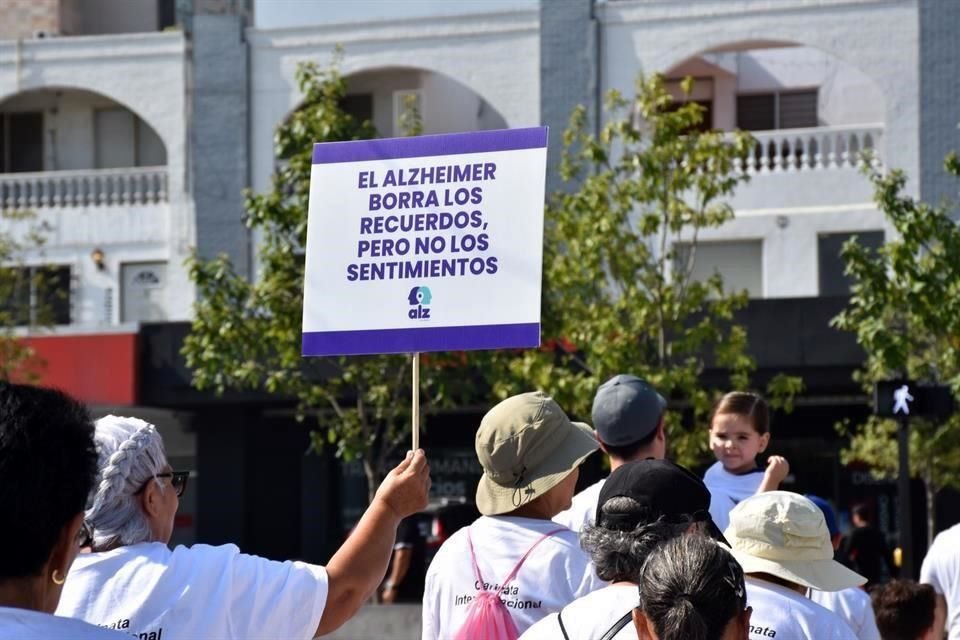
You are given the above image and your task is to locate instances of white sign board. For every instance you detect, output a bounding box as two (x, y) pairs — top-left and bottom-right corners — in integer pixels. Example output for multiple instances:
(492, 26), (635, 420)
(302, 127), (548, 356)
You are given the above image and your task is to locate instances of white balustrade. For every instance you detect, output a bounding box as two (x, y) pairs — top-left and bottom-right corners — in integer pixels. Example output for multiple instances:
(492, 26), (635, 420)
(0, 167), (168, 210)
(735, 124), (884, 175)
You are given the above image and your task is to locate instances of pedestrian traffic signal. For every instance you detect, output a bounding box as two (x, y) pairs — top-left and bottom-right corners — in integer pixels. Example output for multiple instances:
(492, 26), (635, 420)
(874, 380), (954, 419)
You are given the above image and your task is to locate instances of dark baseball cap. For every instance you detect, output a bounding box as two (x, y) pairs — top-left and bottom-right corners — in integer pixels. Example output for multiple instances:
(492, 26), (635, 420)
(591, 374), (666, 447)
(595, 458), (728, 545)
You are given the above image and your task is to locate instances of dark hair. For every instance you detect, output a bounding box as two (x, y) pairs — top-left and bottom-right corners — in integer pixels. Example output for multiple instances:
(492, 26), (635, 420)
(639, 534), (747, 640)
(602, 423), (660, 460)
(871, 580), (936, 640)
(710, 391), (769, 435)
(0, 382), (97, 578)
(852, 502), (874, 523)
(581, 496), (695, 582)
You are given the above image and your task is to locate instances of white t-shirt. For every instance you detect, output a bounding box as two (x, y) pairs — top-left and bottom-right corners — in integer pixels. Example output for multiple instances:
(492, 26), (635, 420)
(552, 479), (605, 532)
(519, 584), (637, 640)
(0, 607), (127, 640)
(422, 516), (604, 639)
(703, 462), (765, 533)
(921, 523), (960, 640)
(56, 542), (328, 640)
(810, 588), (881, 640)
(745, 576), (857, 640)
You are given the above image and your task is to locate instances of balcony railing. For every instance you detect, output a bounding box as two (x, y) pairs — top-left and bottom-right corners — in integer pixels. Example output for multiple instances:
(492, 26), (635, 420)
(0, 166), (168, 209)
(740, 124), (884, 174)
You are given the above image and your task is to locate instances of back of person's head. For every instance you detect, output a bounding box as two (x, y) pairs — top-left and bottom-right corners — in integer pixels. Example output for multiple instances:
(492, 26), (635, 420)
(85, 415), (168, 549)
(871, 580), (936, 640)
(852, 502), (873, 524)
(474, 391), (597, 517)
(0, 382), (96, 578)
(582, 459), (727, 582)
(592, 375), (666, 459)
(710, 392), (769, 435)
(636, 534), (750, 640)
(725, 491), (865, 592)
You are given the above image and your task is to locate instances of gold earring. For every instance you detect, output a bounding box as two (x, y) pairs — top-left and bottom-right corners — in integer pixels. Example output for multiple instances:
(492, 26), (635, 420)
(51, 569), (65, 585)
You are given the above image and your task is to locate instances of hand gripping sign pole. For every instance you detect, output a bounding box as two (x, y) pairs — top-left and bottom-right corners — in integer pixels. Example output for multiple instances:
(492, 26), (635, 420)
(302, 127), (549, 457)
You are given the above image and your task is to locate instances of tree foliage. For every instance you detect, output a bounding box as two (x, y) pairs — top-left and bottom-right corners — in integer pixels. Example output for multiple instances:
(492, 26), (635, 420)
(0, 209), (55, 382)
(482, 75), (802, 467)
(832, 153), (960, 503)
(183, 57), (474, 500)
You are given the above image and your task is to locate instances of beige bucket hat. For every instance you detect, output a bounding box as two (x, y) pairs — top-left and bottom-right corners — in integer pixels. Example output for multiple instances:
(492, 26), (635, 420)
(475, 391), (598, 516)
(725, 491), (866, 592)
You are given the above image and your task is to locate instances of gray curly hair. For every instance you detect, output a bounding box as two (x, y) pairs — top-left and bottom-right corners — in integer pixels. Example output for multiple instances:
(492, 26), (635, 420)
(580, 496), (697, 582)
(85, 415), (169, 550)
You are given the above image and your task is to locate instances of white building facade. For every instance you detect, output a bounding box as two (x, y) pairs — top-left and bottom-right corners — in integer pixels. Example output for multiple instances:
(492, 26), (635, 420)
(249, 0), (952, 301)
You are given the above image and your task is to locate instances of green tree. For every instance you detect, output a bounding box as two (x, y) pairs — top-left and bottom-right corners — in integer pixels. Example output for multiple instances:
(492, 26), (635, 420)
(0, 209), (57, 382)
(484, 76), (803, 467)
(832, 153), (960, 537)
(183, 57), (475, 502)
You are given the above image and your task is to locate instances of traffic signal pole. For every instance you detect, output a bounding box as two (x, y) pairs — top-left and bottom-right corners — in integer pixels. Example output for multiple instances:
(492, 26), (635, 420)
(897, 414), (914, 579)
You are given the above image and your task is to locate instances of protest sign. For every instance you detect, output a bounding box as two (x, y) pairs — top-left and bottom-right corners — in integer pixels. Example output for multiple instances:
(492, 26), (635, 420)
(302, 127), (548, 357)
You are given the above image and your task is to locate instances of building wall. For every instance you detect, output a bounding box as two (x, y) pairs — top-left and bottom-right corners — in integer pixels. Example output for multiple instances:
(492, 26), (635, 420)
(0, 32), (194, 322)
(246, 10), (539, 194)
(919, 0), (960, 213)
(600, 0), (920, 298)
(0, 0), (61, 39)
(189, 13), (251, 275)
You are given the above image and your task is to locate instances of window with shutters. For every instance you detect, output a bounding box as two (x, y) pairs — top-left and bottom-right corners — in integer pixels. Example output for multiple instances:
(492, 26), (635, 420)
(674, 240), (764, 298)
(0, 265), (72, 326)
(736, 89), (818, 131)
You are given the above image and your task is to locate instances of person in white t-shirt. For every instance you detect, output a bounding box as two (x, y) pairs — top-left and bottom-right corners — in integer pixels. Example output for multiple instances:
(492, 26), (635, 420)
(725, 491), (867, 640)
(920, 521), (960, 639)
(632, 534), (753, 640)
(522, 459), (730, 640)
(871, 579), (944, 640)
(553, 374), (667, 532)
(0, 383), (125, 640)
(422, 391), (604, 639)
(805, 494), (881, 640)
(704, 392), (790, 533)
(56, 414), (431, 639)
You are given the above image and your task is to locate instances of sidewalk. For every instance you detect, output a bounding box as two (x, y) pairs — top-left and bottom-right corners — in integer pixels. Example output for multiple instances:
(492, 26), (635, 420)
(325, 604), (421, 639)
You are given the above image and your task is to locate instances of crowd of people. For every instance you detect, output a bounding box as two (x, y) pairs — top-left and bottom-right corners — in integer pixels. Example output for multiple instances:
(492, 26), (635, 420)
(0, 377), (958, 639)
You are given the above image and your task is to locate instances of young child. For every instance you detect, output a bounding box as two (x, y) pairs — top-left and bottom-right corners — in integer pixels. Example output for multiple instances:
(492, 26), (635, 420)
(703, 391), (790, 533)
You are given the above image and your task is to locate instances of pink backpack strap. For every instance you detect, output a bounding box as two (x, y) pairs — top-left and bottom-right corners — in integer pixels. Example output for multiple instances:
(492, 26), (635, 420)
(467, 526), (567, 596)
(496, 527), (566, 596)
(466, 528), (487, 588)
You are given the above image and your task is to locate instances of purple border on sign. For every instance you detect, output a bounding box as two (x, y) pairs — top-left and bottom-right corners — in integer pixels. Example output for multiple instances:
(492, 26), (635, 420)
(302, 323), (540, 356)
(312, 127), (548, 165)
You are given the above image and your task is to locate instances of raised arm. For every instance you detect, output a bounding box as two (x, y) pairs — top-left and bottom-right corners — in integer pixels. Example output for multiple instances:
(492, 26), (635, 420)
(316, 450), (431, 636)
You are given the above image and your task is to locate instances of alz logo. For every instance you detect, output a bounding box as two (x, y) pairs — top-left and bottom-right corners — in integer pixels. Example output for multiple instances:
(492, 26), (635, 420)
(408, 286), (432, 320)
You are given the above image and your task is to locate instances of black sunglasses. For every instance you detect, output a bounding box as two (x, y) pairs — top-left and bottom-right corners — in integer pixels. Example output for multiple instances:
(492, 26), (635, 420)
(135, 471), (189, 498)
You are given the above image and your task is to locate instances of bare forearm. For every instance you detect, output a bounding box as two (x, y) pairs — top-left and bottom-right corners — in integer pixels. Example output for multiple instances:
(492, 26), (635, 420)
(317, 498), (402, 634)
(387, 548), (412, 586)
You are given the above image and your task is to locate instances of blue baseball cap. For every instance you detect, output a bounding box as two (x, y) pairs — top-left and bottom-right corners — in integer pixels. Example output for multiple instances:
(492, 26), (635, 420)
(805, 494), (840, 538)
(591, 375), (666, 447)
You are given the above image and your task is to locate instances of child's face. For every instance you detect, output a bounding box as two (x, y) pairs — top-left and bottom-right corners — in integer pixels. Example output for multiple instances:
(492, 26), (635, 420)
(709, 413), (769, 474)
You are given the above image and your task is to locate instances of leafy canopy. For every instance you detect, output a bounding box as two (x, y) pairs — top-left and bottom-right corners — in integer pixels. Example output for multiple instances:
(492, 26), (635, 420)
(484, 75), (802, 467)
(832, 153), (960, 491)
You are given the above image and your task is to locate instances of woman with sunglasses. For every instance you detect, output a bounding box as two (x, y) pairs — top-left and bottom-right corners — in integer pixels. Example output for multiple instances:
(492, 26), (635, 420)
(0, 383), (124, 638)
(633, 534), (752, 640)
(57, 414), (431, 639)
